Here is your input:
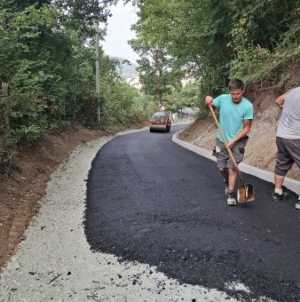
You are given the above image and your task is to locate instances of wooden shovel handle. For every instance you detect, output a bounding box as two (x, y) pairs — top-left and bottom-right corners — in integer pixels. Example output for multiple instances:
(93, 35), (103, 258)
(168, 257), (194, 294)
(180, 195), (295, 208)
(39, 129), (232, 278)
(208, 104), (244, 182)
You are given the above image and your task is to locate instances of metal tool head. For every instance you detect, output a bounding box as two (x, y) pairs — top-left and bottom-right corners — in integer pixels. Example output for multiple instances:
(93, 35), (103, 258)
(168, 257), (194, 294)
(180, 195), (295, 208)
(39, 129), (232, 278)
(237, 184), (255, 203)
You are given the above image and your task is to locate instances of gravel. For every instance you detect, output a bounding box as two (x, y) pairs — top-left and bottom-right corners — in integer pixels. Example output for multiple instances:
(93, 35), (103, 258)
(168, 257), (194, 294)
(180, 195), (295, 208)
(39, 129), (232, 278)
(0, 130), (241, 302)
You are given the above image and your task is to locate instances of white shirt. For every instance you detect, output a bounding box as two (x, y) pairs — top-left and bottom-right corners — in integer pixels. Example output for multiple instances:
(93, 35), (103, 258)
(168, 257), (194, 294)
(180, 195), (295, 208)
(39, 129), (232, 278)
(277, 87), (300, 139)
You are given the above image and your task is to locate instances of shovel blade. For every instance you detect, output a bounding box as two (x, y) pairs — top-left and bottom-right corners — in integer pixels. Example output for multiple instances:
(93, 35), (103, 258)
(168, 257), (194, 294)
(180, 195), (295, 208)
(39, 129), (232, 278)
(237, 184), (255, 203)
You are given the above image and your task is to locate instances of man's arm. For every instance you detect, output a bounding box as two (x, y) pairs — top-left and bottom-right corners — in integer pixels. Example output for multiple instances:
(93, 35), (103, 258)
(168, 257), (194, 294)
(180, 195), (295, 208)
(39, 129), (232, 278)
(226, 119), (252, 149)
(275, 88), (294, 109)
(204, 96), (214, 107)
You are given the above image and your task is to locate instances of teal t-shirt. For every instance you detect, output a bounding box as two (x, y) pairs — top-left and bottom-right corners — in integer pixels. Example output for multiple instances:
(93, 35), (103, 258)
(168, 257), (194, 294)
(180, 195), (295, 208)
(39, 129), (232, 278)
(213, 94), (254, 142)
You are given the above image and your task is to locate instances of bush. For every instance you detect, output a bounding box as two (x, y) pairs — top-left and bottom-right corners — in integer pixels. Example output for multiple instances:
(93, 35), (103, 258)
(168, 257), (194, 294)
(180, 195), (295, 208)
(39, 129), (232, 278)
(12, 125), (43, 143)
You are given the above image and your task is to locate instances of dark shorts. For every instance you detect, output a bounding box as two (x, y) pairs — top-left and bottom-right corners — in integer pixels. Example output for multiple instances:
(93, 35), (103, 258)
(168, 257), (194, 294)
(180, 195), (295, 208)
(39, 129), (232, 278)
(215, 136), (248, 170)
(274, 136), (300, 176)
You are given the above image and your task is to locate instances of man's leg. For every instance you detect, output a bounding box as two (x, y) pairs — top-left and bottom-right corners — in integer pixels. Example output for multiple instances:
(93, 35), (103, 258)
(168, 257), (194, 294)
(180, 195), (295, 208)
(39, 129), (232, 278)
(273, 137), (292, 200)
(219, 168), (237, 205)
(219, 167), (237, 190)
(228, 168), (237, 191)
(219, 167), (228, 181)
(216, 140), (230, 195)
(216, 139), (238, 205)
(226, 168), (237, 205)
(272, 173), (286, 200)
(274, 173), (285, 190)
(219, 168), (231, 195)
(296, 196), (300, 210)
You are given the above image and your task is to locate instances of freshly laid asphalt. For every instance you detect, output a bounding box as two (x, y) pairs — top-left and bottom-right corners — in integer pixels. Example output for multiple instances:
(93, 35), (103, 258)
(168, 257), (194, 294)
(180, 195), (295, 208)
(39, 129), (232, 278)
(85, 124), (300, 302)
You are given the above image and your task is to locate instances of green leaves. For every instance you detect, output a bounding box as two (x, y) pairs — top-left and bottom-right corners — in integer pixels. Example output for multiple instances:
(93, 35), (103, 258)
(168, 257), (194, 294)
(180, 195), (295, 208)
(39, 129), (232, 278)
(131, 0), (300, 101)
(130, 0), (185, 104)
(0, 0), (146, 156)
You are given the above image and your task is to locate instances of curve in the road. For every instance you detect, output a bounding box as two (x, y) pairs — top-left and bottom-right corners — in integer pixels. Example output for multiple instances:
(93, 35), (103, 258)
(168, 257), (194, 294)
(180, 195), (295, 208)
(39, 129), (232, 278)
(85, 125), (300, 302)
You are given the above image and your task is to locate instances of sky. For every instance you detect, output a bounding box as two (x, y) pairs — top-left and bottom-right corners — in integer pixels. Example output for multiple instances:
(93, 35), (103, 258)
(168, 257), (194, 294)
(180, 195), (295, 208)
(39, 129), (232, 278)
(101, 1), (139, 64)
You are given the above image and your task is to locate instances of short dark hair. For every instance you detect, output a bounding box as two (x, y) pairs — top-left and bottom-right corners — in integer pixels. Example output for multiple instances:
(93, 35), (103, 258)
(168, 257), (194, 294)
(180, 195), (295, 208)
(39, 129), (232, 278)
(228, 79), (244, 91)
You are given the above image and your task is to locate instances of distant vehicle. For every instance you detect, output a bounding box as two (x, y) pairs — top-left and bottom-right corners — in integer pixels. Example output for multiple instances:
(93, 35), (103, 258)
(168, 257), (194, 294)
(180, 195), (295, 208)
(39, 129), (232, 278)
(149, 112), (171, 132)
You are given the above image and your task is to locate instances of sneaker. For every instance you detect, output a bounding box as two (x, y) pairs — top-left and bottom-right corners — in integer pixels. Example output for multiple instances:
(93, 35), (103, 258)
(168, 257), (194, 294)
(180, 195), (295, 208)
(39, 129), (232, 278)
(224, 179), (229, 195)
(295, 200), (300, 210)
(227, 191), (237, 206)
(272, 192), (288, 201)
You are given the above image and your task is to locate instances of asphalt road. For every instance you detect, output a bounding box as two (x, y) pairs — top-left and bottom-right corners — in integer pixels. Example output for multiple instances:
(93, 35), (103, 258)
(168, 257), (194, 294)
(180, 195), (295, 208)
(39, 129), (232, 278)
(85, 124), (300, 302)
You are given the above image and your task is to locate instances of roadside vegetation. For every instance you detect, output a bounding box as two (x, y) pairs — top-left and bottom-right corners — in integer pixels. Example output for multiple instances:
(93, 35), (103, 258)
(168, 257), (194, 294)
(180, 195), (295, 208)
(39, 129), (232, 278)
(1, 0), (300, 170)
(0, 0), (149, 170)
(128, 0), (300, 116)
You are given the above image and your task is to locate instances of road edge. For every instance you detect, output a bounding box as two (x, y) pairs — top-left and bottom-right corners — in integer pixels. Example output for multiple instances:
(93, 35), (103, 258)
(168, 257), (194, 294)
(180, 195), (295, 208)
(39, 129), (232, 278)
(172, 132), (300, 195)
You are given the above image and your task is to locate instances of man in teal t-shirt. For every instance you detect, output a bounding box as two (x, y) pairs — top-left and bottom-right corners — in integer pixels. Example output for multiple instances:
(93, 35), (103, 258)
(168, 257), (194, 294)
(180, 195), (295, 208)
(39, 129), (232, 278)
(204, 79), (254, 206)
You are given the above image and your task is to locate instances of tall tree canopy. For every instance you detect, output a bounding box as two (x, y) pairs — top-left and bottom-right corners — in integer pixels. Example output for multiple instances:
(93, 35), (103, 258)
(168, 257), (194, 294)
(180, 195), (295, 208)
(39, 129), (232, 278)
(129, 0), (300, 96)
(0, 0), (146, 167)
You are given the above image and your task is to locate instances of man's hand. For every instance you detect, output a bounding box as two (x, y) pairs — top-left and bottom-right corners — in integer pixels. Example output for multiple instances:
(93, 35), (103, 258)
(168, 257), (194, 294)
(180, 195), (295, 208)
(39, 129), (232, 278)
(225, 140), (234, 150)
(204, 96), (213, 107)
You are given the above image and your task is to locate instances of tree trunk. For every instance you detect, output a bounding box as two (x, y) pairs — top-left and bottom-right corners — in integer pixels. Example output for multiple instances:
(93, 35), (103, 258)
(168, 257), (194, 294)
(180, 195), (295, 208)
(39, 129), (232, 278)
(1, 82), (10, 136)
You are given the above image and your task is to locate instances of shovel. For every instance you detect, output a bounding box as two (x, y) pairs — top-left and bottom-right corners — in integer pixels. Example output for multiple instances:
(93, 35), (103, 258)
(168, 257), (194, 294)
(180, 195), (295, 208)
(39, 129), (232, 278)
(208, 104), (255, 203)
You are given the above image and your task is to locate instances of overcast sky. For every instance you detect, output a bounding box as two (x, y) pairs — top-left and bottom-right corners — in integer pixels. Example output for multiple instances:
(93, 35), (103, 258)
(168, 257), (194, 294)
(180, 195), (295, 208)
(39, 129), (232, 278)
(102, 1), (139, 64)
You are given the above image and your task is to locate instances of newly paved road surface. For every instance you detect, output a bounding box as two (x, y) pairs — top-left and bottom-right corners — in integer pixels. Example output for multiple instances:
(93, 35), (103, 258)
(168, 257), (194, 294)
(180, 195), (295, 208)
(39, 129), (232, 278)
(85, 124), (300, 302)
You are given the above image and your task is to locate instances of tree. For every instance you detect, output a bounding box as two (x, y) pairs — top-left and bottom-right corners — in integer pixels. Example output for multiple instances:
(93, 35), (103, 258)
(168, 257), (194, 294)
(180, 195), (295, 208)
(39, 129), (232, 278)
(129, 0), (183, 106)
(0, 0), (146, 168)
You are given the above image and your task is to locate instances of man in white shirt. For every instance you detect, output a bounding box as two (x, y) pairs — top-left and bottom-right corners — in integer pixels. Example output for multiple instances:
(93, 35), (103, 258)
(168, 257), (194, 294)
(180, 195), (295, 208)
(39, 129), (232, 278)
(273, 87), (300, 209)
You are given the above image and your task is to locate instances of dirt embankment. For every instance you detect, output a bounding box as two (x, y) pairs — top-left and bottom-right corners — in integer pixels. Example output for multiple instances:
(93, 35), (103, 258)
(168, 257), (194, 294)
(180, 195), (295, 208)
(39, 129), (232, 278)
(178, 85), (300, 181)
(0, 122), (147, 273)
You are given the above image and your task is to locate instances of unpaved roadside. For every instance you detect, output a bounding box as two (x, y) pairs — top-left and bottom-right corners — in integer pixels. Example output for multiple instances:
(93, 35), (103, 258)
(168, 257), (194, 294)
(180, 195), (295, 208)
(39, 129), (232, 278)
(0, 130), (247, 302)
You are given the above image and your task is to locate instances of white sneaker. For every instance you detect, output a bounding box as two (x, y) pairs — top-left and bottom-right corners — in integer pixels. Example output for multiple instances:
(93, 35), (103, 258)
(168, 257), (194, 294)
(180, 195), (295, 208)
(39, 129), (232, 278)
(295, 200), (300, 210)
(227, 191), (237, 206)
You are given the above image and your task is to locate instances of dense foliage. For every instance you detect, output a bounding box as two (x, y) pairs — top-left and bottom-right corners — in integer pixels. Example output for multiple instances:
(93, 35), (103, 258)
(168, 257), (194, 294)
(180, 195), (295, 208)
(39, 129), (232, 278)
(129, 0), (300, 111)
(2, 0), (300, 168)
(0, 1), (145, 168)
